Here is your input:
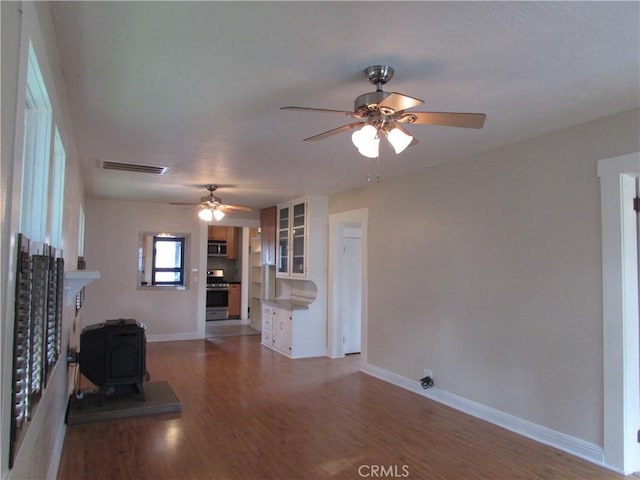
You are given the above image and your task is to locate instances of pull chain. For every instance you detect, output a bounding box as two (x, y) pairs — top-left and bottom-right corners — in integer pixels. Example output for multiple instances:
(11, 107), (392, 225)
(365, 155), (382, 184)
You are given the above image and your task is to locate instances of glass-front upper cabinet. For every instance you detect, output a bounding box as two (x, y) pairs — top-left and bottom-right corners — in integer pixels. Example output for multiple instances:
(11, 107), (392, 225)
(291, 202), (305, 275)
(277, 206), (290, 274)
(277, 199), (307, 278)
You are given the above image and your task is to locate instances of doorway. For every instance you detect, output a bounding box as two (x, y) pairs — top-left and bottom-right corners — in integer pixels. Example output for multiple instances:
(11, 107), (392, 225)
(598, 152), (640, 474)
(328, 208), (368, 360)
(341, 228), (362, 354)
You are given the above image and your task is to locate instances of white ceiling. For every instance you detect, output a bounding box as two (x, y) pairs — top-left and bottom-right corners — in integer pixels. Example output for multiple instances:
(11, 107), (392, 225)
(49, 1), (640, 213)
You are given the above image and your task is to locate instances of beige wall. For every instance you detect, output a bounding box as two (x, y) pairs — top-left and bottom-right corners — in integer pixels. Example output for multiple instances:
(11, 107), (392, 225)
(330, 107), (640, 447)
(82, 198), (205, 340)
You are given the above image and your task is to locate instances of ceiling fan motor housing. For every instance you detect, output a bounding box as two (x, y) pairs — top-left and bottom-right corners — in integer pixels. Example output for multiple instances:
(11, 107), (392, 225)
(201, 194), (222, 205)
(354, 91), (393, 116)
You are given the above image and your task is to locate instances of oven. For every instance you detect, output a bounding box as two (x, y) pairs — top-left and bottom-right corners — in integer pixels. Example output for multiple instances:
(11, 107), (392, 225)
(206, 270), (229, 321)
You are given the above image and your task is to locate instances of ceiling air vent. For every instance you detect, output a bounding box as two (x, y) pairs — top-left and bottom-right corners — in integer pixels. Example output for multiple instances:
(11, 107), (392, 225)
(99, 159), (169, 175)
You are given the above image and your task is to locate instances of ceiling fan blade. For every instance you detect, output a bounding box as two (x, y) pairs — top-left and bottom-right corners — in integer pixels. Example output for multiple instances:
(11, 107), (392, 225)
(220, 204), (253, 212)
(281, 106), (354, 115)
(303, 122), (366, 142)
(378, 92), (424, 113)
(169, 202), (200, 206)
(402, 112), (487, 129)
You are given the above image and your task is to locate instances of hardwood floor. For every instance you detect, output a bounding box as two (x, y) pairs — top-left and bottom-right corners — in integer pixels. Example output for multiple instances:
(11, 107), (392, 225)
(57, 336), (629, 479)
(205, 322), (261, 338)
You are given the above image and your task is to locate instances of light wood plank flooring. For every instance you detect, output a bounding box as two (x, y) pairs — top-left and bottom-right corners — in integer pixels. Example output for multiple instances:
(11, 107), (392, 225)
(57, 336), (631, 479)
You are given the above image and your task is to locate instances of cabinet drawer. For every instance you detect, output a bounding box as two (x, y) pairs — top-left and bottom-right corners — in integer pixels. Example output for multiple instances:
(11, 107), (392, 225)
(262, 314), (273, 331)
(261, 331), (272, 347)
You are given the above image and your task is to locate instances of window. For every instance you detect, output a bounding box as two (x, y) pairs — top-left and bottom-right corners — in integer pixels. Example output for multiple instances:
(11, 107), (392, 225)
(20, 42), (52, 242)
(50, 128), (66, 248)
(151, 236), (185, 286)
(9, 40), (66, 469)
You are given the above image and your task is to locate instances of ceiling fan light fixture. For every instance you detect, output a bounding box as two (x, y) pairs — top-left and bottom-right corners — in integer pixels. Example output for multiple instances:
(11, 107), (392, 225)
(352, 124), (380, 158)
(358, 141), (379, 158)
(212, 207), (225, 221)
(387, 127), (413, 154)
(198, 208), (214, 222)
(351, 124), (376, 148)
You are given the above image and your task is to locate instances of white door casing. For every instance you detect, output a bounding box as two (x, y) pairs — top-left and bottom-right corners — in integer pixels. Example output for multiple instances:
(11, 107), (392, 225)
(598, 152), (640, 475)
(328, 209), (368, 360)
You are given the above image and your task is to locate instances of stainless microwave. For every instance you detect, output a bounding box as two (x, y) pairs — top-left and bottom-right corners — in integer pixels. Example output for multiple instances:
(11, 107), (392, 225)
(208, 241), (227, 257)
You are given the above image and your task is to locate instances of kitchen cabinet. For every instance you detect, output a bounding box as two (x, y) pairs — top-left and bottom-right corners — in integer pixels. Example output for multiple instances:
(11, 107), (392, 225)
(276, 197), (327, 279)
(271, 308), (292, 355)
(260, 301), (326, 358)
(228, 283), (241, 318)
(261, 304), (275, 348)
(226, 227), (237, 260)
(207, 226), (238, 259)
(208, 226), (227, 241)
(277, 199), (306, 277)
(260, 206), (277, 265)
(261, 196), (328, 359)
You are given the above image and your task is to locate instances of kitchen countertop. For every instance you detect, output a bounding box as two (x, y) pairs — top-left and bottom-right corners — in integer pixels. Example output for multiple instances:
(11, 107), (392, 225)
(261, 298), (310, 310)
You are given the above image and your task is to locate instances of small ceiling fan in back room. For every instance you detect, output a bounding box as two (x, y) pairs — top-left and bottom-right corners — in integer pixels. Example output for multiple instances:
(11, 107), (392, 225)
(281, 65), (486, 158)
(170, 185), (252, 222)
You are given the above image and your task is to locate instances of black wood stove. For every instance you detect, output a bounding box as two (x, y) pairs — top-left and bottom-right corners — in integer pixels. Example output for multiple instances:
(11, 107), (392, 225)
(80, 319), (147, 405)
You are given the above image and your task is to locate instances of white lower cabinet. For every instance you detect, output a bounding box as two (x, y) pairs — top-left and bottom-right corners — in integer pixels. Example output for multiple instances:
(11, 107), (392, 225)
(261, 305), (275, 347)
(272, 308), (292, 355)
(260, 301), (326, 358)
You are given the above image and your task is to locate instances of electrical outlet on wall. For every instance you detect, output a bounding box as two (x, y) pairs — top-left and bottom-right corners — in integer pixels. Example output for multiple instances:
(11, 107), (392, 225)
(420, 369), (434, 389)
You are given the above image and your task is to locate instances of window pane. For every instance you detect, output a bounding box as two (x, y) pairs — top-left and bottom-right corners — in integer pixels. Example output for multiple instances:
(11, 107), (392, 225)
(20, 43), (52, 242)
(155, 240), (182, 268)
(154, 271), (181, 283)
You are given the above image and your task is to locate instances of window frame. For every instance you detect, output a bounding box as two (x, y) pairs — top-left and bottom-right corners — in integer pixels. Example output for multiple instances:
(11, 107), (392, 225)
(20, 42), (52, 242)
(49, 127), (66, 249)
(151, 236), (186, 286)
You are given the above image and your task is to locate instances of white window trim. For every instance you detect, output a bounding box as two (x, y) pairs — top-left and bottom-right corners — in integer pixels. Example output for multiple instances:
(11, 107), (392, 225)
(50, 127), (66, 249)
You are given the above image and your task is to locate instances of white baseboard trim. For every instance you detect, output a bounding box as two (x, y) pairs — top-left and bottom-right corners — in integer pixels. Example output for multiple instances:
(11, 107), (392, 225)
(146, 331), (201, 342)
(361, 363), (608, 470)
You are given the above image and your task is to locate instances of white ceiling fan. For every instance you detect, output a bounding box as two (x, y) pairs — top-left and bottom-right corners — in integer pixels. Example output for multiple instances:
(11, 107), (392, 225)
(282, 65), (487, 158)
(170, 184), (252, 221)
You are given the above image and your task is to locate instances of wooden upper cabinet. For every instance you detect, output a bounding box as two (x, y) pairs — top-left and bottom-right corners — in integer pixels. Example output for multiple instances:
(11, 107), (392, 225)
(260, 206), (277, 265)
(207, 226), (238, 259)
(226, 227), (237, 259)
(208, 226), (227, 241)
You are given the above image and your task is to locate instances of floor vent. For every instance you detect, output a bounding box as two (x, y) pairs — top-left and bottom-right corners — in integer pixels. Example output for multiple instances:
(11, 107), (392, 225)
(99, 159), (169, 175)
